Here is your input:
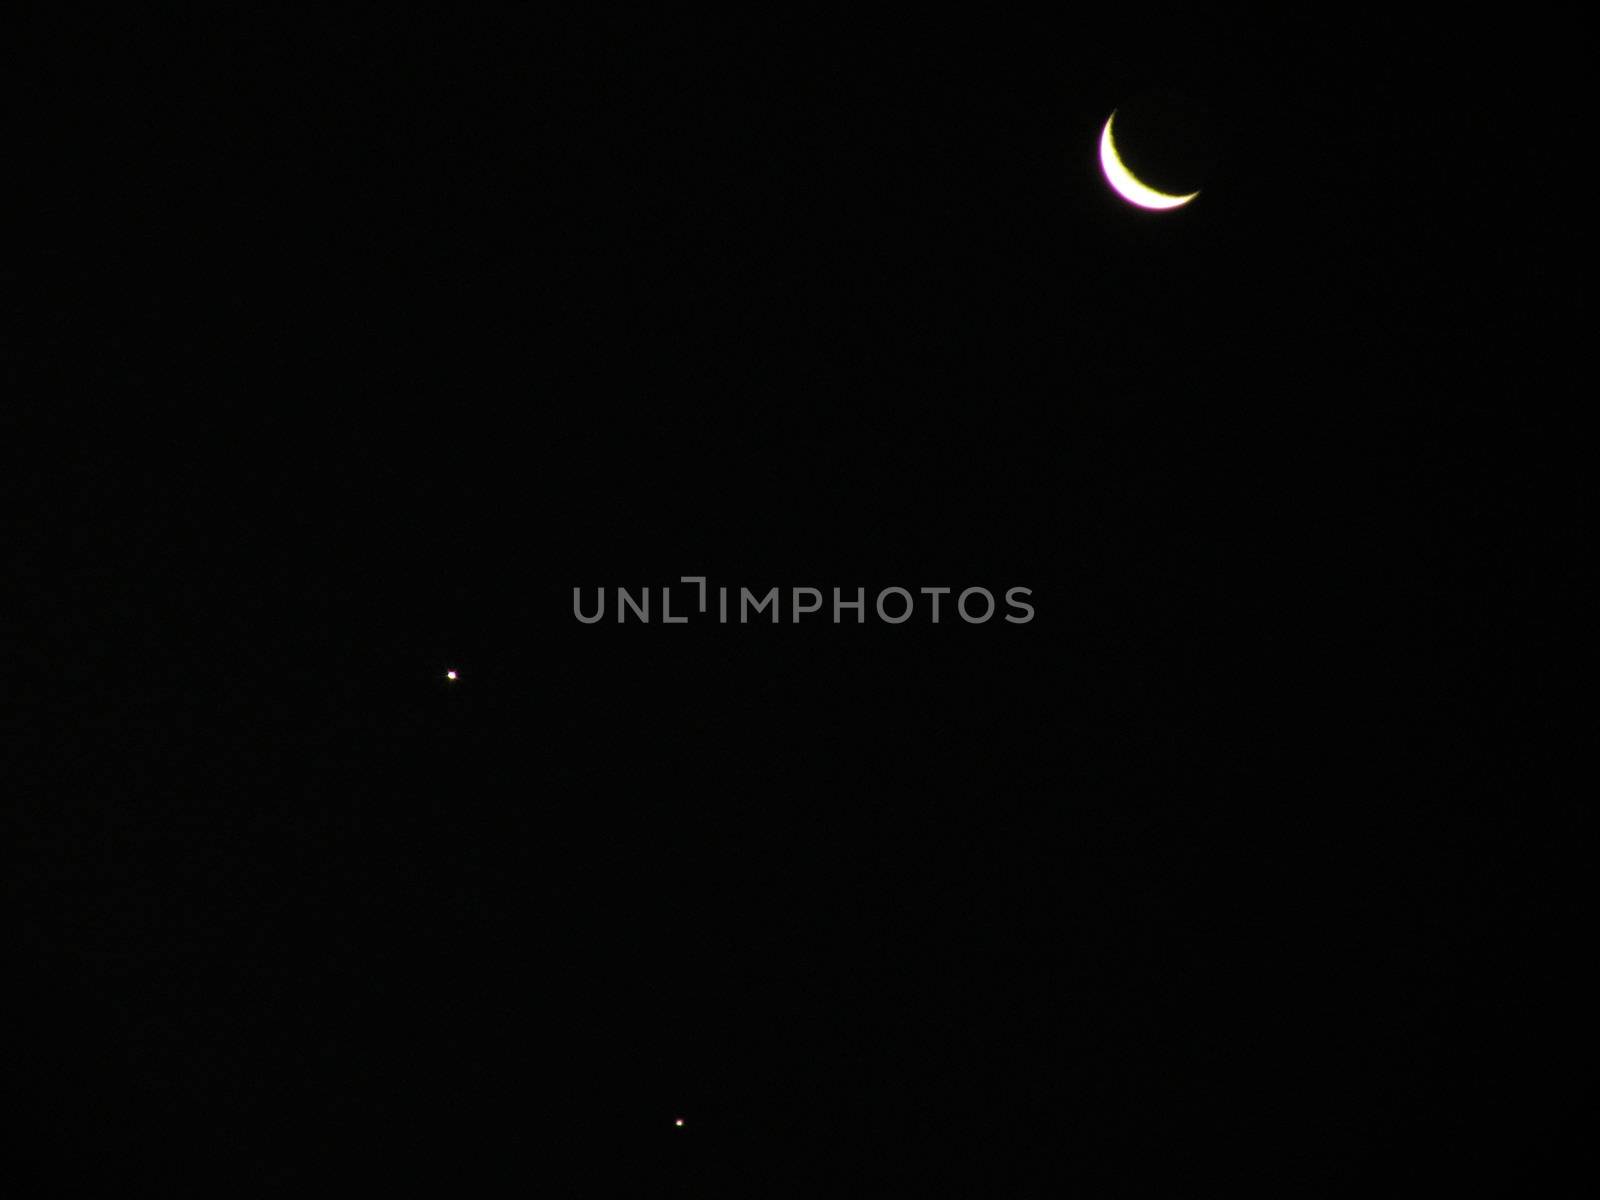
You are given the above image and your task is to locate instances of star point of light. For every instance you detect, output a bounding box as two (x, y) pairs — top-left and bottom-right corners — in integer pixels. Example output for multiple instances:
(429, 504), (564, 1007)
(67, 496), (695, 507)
(445, 669), (458, 681)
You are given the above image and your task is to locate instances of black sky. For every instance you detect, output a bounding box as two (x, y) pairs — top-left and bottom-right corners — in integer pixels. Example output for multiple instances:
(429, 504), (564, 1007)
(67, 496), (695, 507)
(15, 10), (1578, 1193)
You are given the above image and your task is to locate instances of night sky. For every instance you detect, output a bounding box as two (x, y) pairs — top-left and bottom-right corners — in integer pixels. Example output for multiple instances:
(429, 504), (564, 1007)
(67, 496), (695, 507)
(18, 11), (1578, 1193)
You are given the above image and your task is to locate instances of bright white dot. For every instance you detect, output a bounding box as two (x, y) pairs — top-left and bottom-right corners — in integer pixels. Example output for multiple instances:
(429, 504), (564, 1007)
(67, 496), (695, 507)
(674, 1118), (685, 1127)
(445, 670), (458, 681)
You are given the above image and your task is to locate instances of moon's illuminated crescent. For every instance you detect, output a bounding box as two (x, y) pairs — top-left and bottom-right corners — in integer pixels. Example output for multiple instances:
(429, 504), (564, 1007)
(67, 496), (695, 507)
(1098, 112), (1199, 211)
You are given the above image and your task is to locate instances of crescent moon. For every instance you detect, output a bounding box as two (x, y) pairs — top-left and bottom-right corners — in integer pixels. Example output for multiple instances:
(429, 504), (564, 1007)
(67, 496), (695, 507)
(1098, 111), (1199, 211)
